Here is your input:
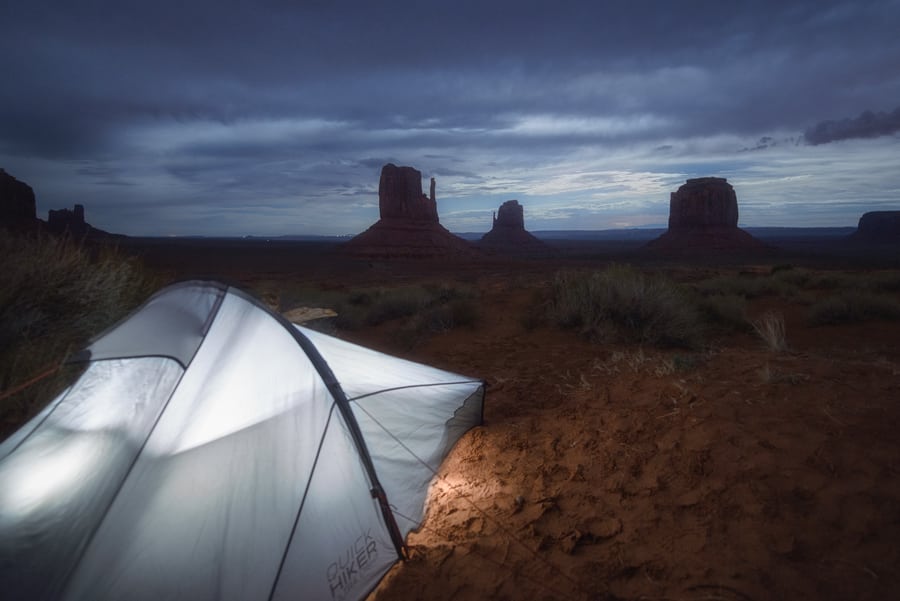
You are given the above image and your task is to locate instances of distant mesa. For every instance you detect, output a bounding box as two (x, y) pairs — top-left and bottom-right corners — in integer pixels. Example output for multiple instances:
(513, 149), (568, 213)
(47, 204), (88, 237)
(0, 167), (116, 238)
(0, 168), (38, 231)
(341, 163), (477, 258)
(478, 199), (549, 255)
(851, 211), (900, 243)
(646, 177), (768, 252)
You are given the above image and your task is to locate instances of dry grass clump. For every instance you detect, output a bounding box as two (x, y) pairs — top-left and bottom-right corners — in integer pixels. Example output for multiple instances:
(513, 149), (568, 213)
(548, 265), (704, 348)
(592, 348), (707, 376)
(808, 292), (900, 325)
(0, 231), (158, 439)
(750, 311), (788, 352)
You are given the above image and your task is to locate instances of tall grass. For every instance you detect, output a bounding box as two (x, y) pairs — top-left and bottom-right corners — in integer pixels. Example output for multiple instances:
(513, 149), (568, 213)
(750, 311), (788, 352)
(548, 265), (704, 348)
(0, 231), (158, 439)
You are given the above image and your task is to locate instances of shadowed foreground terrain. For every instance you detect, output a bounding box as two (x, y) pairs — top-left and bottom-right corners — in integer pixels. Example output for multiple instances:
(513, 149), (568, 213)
(27, 237), (900, 599)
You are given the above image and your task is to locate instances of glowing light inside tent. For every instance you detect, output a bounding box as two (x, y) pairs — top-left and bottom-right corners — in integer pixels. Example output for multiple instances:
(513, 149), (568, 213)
(0, 434), (105, 519)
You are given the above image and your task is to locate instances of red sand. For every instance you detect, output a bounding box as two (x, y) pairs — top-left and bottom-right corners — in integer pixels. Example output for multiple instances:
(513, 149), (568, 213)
(352, 271), (900, 601)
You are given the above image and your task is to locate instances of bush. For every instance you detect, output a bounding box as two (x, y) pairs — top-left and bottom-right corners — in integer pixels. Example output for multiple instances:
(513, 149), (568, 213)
(695, 274), (790, 299)
(284, 282), (479, 347)
(808, 292), (900, 325)
(0, 231), (158, 439)
(697, 294), (750, 331)
(548, 265), (704, 348)
(858, 271), (900, 293)
(364, 286), (432, 326)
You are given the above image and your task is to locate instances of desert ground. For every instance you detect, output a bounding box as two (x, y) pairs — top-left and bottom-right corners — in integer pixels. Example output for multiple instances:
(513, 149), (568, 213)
(114, 238), (900, 600)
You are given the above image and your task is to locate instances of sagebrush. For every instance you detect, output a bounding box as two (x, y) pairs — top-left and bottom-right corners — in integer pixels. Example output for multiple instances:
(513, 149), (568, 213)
(548, 265), (704, 348)
(0, 231), (158, 438)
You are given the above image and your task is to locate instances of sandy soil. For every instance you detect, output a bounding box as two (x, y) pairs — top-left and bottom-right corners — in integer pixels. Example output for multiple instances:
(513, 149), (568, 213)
(125, 239), (900, 600)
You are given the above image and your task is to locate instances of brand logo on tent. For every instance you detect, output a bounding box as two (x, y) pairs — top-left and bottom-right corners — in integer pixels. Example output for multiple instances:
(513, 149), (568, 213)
(327, 530), (378, 600)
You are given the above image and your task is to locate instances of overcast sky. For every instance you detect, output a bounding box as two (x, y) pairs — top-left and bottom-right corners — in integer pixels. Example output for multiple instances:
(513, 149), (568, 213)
(2, 1), (899, 236)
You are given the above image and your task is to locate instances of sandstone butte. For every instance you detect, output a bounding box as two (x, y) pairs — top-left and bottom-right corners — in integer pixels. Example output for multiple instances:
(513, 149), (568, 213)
(646, 177), (768, 252)
(478, 199), (549, 255)
(341, 164), (477, 258)
(1, 168), (111, 238)
(851, 210), (900, 242)
(0, 168), (38, 231)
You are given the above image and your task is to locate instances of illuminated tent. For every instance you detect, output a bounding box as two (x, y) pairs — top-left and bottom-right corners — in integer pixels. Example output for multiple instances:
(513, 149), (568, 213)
(0, 281), (484, 601)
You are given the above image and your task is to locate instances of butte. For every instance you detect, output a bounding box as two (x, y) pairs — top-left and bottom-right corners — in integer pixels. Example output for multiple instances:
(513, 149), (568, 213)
(646, 177), (768, 252)
(478, 199), (549, 255)
(341, 164), (477, 258)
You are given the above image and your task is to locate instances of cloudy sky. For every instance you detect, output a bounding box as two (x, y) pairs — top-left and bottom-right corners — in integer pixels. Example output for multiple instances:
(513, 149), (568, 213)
(2, 1), (899, 236)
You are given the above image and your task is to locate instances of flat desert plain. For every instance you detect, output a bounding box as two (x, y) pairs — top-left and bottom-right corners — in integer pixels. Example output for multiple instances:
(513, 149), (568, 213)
(123, 238), (900, 600)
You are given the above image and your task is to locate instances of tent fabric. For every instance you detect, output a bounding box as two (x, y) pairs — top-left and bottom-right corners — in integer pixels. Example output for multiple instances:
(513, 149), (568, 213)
(0, 281), (484, 601)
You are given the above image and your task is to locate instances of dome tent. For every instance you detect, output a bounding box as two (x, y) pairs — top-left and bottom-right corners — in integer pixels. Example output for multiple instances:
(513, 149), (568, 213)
(0, 281), (484, 601)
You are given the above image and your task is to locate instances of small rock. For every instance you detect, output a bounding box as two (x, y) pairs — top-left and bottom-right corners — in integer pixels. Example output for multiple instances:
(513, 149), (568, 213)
(513, 494), (526, 513)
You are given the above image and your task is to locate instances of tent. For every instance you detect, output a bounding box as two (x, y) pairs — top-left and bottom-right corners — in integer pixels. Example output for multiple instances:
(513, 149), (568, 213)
(0, 281), (484, 601)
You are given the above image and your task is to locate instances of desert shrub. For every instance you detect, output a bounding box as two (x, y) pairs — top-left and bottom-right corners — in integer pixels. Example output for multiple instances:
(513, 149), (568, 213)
(422, 282), (471, 304)
(750, 311), (788, 352)
(695, 274), (789, 299)
(808, 272), (856, 290)
(770, 264), (794, 275)
(518, 288), (550, 331)
(347, 290), (374, 306)
(363, 286), (432, 326)
(444, 298), (480, 328)
(398, 298), (481, 348)
(697, 293), (750, 331)
(808, 292), (900, 325)
(282, 282), (477, 335)
(0, 231), (158, 439)
(770, 267), (813, 288)
(328, 303), (366, 331)
(858, 271), (900, 293)
(548, 265), (704, 348)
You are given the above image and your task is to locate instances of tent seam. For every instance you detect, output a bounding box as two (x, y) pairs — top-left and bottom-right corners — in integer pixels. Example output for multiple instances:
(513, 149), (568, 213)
(266, 402), (338, 601)
(226, 286), (409, 559)
(346, 379), (484, 403)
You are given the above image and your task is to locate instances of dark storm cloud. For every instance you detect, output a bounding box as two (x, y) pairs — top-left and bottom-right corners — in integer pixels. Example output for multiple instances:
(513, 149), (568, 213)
(6, 0), (898, 155)
(2, 0), (900, 234)
(804, 106), (900, 145)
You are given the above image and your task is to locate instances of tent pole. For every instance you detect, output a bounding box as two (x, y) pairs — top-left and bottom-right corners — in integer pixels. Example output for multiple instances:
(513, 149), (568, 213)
(230, 286), (409, 560)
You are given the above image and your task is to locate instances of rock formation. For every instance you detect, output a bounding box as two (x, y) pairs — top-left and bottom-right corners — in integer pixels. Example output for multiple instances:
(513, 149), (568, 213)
(1, 169), (116, 238)
(47, 204), (88, 237)
(378, 164), (439, 222)
(646, 177), (767, 252)
(0, 168), (38, 231)
(342, 164), (477, 258)
(478, 200), (549, 255)
(851, 211), (900, 242)
(667, 177), (738, 230)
